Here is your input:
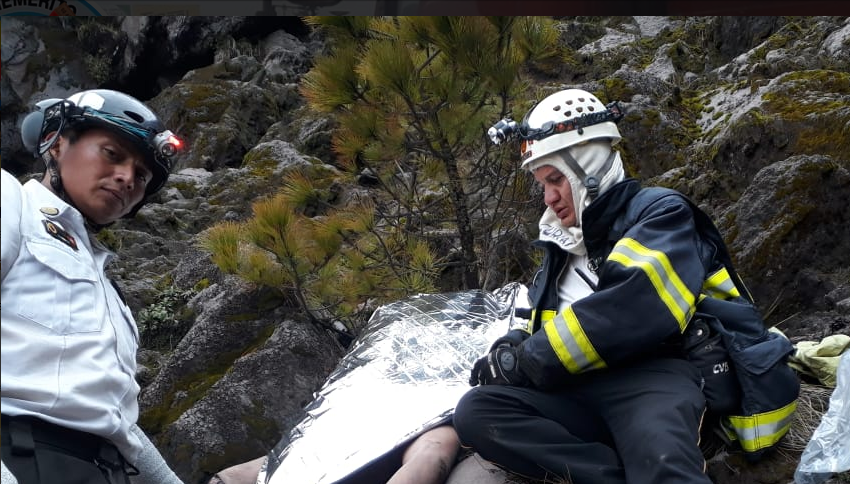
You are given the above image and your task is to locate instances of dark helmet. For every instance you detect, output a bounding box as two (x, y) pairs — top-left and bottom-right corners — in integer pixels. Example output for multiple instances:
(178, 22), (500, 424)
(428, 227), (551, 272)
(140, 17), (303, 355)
(21, 89), (183, 217)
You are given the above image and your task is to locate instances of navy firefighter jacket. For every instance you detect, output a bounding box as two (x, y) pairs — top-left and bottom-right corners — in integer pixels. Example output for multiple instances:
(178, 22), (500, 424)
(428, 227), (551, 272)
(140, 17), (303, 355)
(518, 178), (733, 386)
(514, 178), (799, 459)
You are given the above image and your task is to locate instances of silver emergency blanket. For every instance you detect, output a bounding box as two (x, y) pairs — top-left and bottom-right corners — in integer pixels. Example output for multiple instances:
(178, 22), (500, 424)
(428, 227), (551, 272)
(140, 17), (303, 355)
(794, 351), (850, 483)
(260, 283), (526, 484)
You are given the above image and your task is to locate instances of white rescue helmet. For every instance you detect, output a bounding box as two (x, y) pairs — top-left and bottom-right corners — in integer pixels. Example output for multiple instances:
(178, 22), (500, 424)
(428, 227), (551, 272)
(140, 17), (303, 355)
(518, 89), (622, 170)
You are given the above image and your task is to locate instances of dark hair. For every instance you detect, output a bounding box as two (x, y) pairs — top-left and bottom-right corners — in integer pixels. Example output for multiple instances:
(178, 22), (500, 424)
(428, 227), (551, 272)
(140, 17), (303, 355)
(61, 127), (81, 144)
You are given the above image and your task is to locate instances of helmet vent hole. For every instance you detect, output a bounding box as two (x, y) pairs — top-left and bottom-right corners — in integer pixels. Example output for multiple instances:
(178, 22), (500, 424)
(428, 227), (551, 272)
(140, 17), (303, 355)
(577, 107), (584, 113)
(553, 105), (561, 111)
(589, 106), (595, 111)
(124, 110), (144, 123)
(565, 111), (572, 117)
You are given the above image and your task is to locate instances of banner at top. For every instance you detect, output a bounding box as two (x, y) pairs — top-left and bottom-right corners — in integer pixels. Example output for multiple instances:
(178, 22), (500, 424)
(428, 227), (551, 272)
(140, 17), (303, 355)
(0, 0), (112, 16)
(0, 0), (389, 16)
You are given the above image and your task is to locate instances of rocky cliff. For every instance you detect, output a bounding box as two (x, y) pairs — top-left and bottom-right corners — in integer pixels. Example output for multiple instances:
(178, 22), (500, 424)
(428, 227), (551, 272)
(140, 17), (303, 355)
(2, 15), (848, 484)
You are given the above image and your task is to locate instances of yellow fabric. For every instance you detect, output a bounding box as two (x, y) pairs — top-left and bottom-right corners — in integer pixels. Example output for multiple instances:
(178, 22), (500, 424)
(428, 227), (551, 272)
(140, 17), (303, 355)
(543, 307), (606, 374)
(608, 238), (695, 332)
(786, 334), (850, 388)
(724, 400), (798, 452)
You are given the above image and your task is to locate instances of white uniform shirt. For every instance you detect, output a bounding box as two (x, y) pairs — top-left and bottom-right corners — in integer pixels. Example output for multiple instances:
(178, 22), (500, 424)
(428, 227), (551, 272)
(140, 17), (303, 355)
(1, 169), (143, 464)
(557, 252), (599, 313)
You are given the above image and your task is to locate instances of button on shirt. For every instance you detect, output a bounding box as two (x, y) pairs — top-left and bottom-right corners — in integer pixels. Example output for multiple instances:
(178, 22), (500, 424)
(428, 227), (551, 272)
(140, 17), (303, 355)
(1, 169), (143, 464)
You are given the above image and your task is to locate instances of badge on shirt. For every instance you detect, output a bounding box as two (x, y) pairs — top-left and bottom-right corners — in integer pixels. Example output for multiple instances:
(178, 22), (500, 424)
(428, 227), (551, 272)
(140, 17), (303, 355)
(42, 219), (78, 251)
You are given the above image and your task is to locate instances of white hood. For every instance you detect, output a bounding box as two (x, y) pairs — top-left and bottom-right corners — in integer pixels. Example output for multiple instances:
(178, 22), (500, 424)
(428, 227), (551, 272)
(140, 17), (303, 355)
(529, 140), (625, 255)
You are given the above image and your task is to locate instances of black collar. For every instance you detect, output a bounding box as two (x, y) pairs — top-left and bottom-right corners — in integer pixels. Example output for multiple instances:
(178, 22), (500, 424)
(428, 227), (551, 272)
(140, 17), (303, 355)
(582, 178), (642, 262)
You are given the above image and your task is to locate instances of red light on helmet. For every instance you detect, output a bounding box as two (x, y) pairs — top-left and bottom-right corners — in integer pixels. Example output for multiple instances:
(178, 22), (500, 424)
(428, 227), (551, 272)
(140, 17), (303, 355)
(153, 130), (183, 158)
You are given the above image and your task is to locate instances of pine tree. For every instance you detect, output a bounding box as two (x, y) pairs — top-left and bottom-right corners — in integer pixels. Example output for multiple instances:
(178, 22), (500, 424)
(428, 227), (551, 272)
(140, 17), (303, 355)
(198, 167), (439, 334)
(301, 16), (561, 289)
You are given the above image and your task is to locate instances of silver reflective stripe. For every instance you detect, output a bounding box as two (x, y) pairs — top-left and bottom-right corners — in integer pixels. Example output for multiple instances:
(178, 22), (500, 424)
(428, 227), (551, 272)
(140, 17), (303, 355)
(726, 400), (798, 452)
(608, 238), (694, 331)
(543, 307), (605, 374)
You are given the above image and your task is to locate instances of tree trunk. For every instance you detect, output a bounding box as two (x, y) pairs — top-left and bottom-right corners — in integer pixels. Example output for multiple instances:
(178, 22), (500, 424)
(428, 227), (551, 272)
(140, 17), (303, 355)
(444, 155), (480, 290)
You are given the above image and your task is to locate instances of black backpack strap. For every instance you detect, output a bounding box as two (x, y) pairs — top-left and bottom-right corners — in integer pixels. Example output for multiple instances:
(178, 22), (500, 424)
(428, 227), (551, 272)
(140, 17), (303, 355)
(108, 277), (128, 306)
(684, 200), (754, 304)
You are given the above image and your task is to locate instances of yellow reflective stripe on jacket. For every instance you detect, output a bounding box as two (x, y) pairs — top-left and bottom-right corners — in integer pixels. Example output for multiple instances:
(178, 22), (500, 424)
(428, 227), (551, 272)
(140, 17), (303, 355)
(527, 309), (557, 333)
(608, 238), (695, 332)
(724, 400), (797, 452)
(702, 267), (740, 300)
(543, 306), (606, 374)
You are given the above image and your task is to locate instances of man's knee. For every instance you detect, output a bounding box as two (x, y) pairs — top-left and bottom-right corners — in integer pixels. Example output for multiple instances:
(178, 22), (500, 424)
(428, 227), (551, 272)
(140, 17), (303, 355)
(452, 387), (488, 444)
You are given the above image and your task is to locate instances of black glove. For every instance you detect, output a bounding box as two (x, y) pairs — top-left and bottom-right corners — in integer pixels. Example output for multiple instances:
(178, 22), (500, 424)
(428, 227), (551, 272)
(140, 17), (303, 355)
(469, 344), (530, 387)
(489, 329), (530, 350)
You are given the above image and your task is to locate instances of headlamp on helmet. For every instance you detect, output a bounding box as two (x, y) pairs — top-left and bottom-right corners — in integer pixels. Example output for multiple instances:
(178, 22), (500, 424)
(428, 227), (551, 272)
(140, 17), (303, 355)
(488, 118), (519, 145)
(153, 130), (183, 159)
(487, 101), (623, 146)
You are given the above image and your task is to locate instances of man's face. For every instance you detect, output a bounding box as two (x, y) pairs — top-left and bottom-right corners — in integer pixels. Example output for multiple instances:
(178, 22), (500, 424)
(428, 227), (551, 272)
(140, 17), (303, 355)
(533, 164), (577, 227)
(45, 128), (151, 225)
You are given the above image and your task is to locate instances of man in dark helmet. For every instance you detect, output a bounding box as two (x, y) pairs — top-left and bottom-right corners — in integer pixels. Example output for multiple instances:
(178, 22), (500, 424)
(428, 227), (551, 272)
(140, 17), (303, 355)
(1, 89), (185, 484)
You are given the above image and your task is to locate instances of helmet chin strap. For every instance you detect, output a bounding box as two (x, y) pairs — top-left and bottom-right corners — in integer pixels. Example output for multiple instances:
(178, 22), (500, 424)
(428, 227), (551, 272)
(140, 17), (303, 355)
(46, 153), (66, 199)
(554, 148), (617, 201)
(45, 153), (112, 233)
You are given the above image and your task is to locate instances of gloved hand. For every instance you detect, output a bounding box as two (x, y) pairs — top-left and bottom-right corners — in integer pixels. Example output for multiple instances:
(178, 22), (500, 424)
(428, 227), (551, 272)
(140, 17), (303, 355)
(469, 344), (530, 387)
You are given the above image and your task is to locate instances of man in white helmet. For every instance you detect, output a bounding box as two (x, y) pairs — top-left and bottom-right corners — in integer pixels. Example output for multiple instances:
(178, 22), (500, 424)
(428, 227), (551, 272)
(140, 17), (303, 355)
(454, 89), (798, 483)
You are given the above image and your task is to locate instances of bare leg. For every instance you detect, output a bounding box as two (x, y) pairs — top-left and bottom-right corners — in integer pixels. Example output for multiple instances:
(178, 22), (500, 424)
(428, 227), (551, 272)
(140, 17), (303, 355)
(208, 456), (265, 484)
(387, 425), (460, 484)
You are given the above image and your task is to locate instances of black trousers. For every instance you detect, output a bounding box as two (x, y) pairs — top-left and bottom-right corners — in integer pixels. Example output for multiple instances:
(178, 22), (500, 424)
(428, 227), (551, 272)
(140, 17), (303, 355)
(453, 357), (712, 484)
(1, 415), (132, 484)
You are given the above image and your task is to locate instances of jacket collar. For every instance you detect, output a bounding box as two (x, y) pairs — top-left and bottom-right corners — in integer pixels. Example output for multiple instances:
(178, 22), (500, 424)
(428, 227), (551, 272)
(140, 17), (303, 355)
(581, 178), (642, 261)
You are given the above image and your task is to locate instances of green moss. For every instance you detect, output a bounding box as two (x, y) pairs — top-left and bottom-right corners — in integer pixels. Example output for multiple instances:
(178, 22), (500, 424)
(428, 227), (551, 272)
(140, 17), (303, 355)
(667, 40), (704, 73)
(194, 278), (211, 291)
(634, 37), (658, 70)
(194, 402), (281, 476)
(169, 181), (198, 199)
(242, 146), (280, 178)
(751, 45), (769, 62)
(154, 274), (175, 291)
(96, 229), (121, 251)
(183, 62), (230, 83)
(175, 83), (232, 135)
(795, 120), (850, 159)
(82, 53), (112, 84)
(761, 70), (850, 158)
(776, 70), (850, 95)
(139, 370), (224, 434)
(139, 323), (277, 434)
(241, 400), (280, 444)
(740, 159), (837, 274)
(596, 78), (634, 103)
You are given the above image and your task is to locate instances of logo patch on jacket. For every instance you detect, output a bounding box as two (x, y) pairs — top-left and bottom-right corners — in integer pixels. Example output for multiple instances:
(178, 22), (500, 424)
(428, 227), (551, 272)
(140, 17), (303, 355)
(42, 219), (78, 251)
